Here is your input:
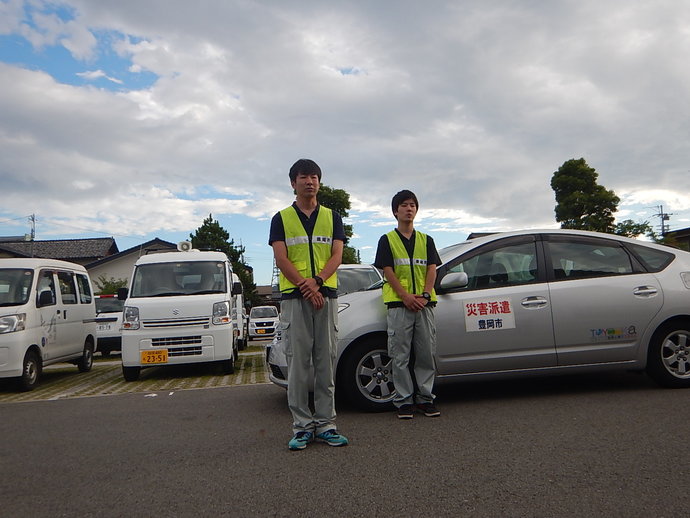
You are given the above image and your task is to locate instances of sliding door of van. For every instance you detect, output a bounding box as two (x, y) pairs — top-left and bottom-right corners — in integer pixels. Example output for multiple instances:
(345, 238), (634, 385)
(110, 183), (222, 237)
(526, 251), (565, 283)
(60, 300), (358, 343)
(35, 270), (61, 360)
(56, 270), (84, 358)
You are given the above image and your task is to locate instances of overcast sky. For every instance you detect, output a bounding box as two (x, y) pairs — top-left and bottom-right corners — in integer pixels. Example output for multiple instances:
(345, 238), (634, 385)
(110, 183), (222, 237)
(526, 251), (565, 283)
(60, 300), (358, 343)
(2, 0), (690, 285)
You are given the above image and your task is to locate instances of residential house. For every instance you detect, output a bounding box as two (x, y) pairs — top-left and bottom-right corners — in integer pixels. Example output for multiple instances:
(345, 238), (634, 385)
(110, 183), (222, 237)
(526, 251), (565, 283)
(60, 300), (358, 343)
(86, 238), (177, 289)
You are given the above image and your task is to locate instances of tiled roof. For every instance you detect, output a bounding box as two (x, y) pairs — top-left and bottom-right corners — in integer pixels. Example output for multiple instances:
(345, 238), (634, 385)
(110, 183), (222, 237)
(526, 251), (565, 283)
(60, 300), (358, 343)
(86, 238), (176, 268)
(0, 237), (118, 261)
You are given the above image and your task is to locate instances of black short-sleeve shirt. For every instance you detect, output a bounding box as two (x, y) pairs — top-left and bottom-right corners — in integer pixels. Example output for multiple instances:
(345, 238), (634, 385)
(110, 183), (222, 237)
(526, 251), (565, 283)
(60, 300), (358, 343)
(269, 203), (346, 299)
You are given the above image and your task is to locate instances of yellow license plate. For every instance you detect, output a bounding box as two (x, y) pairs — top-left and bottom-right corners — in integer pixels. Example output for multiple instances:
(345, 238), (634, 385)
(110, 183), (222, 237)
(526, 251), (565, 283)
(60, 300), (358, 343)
(141, 350), (168, 364)
(257, 329), (266, 334)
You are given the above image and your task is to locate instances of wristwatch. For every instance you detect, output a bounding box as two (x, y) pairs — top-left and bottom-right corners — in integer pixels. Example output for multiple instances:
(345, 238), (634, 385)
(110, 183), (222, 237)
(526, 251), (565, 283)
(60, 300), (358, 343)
(313, 275), (324, 287)
(422, 292), (431, 301)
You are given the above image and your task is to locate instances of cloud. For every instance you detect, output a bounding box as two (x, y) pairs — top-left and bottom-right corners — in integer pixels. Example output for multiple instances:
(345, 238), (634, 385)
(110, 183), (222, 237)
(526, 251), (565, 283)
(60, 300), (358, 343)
(2, 0), (690, 284)
(76, 69), (123, 84)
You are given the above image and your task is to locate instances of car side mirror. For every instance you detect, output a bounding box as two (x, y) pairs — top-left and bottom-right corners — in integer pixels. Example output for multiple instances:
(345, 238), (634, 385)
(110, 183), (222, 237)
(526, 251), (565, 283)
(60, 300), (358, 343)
(231, 281), (243, 296)
(117, 287), (129, 300)
(439, 272), (469, 291)
(37, 290), (54, 307)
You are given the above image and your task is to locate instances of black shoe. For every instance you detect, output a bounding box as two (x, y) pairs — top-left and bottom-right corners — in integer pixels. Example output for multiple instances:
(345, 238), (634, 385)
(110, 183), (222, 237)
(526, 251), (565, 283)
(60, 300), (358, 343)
(397, 404), (414, 419)
(417, 402), (440, 417)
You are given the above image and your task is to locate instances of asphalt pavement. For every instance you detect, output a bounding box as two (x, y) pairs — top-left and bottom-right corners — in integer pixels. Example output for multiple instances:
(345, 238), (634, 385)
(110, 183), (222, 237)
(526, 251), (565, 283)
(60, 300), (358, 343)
(1, 369), (688, 517)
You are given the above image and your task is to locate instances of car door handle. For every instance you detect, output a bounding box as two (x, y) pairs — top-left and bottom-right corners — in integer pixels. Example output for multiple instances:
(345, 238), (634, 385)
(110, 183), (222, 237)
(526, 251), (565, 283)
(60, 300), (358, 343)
(521, 296), (548, 309)
(633, 286), (658, 297)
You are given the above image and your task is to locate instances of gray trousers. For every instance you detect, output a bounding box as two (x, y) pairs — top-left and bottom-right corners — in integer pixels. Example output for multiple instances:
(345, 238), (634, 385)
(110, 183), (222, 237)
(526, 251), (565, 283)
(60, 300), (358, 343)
(387, 306), (437, 407)
(281, 297), (338, 435)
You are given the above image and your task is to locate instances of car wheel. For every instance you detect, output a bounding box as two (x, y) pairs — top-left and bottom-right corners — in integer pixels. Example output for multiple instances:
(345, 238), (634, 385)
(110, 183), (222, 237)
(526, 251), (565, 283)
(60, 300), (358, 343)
(122, 366), (141, 381)
(18, 350), (41, 391)
(647, 320), (690, 388)
(99, 346), (112, 357)
(78, 341), (94, 372)
(338, 336), (396, 412)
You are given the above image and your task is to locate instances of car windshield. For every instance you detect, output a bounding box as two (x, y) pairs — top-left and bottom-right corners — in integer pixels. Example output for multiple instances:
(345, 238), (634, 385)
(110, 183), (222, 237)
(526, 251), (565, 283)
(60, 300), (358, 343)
(438, 242), (474, 265)
(130, 261), (227, 297)
(337, 267), (383, 295)
(0, 268), (34, 307)
(251, 307), (278, 318)
(95, 297), (125, 313)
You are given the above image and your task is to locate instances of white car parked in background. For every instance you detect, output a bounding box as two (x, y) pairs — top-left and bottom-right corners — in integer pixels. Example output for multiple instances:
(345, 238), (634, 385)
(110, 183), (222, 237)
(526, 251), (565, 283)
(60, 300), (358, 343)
(95, 294), (124, 356)
(248, 305), (279, 340)
(0, 258), (97, 390)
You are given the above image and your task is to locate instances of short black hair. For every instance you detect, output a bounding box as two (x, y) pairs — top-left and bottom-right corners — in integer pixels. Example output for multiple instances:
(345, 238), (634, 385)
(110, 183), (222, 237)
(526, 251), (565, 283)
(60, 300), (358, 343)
(391, 189), (419, 215)
(289, 159), (322, 182)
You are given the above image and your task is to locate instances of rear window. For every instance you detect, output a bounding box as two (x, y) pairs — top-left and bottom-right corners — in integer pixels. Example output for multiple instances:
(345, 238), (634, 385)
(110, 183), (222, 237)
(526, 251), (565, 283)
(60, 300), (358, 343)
(626, 243), (675, 272)
(96, 297), (125, 313)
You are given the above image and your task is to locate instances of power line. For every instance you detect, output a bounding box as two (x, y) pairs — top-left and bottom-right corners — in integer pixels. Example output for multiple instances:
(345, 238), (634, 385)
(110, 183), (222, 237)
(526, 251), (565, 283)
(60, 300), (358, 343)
(0, 214), (34, 225)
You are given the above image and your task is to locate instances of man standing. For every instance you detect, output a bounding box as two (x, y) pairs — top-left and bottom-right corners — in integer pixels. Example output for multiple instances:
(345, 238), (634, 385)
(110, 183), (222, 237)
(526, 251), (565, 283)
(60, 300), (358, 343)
(374, 190), (442, 419)
(269, 158), (349, 450)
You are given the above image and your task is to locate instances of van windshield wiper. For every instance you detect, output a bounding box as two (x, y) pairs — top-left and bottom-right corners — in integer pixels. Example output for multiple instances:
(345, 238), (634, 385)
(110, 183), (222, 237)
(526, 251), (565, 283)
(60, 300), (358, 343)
(150, 291), (185, 297)
(189, 289), (224, 295)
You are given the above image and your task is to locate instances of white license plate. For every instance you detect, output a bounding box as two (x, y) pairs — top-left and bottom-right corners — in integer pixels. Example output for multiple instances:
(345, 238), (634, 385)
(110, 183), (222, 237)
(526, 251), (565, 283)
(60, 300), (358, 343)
(98, 324), (111, 331)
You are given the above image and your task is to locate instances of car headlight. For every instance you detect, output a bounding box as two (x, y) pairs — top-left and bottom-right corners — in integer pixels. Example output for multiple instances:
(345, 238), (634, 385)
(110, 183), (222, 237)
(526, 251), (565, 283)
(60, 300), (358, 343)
(338, 302), (350, 313)
(213, 301), (231, 325)
(122, 306), (140, 330)
(0, 313), (26, 334)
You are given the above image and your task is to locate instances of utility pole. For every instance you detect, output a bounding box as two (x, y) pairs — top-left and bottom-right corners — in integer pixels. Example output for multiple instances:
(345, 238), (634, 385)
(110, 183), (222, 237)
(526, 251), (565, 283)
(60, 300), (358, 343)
(653, 205), (673, 236)
(271, 259), (281, 299)
(28, 213), (36, 257)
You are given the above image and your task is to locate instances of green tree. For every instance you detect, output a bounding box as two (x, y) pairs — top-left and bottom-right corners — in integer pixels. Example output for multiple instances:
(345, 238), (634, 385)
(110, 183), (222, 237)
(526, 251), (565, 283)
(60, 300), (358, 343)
(94, 275), (128, 295)
(317, 184), (360, 264)
(551, 158), (620, 232)
(613, 219), (653, 238)
(189, 214), (260, 305)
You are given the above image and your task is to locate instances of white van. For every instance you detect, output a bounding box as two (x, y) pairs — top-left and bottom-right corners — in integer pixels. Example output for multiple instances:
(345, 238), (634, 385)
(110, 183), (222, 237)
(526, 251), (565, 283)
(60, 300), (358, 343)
(0, 258), (97, 390)
(118, 245), (242, 381)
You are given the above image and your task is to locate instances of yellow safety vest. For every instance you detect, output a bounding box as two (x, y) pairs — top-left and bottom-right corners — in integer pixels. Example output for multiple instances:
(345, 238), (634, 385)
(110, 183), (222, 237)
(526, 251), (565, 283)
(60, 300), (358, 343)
(382, 230), (437, 304)
(279, 205), (338, 293)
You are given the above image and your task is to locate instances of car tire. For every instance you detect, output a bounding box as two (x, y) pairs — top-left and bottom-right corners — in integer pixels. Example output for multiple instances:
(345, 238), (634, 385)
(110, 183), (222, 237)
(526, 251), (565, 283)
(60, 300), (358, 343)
(646, 320), (690, 388)
(18, 350), (41, 391)
(337, 336), (396, 412)
(99, 346), (112, 357)
(77, 341), (94, 373)
(122, 366), (141, 381)
(220, 356), (235, 375)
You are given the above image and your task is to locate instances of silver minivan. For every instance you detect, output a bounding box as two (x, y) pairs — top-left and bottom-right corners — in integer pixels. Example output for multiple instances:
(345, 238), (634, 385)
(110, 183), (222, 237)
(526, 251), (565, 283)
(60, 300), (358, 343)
(0, 258), (97, 390)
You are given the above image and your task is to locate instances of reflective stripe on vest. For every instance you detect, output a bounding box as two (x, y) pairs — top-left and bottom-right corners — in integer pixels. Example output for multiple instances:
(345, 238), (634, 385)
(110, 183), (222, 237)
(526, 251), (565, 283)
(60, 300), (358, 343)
(382, 230), (437, 304)
(279, 206), (338, 292)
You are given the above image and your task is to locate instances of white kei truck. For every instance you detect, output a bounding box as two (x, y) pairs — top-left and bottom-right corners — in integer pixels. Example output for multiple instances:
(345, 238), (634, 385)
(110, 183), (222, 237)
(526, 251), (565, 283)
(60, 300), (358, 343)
(118, 243), (242, 381)
(0, 258), (97, 390)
